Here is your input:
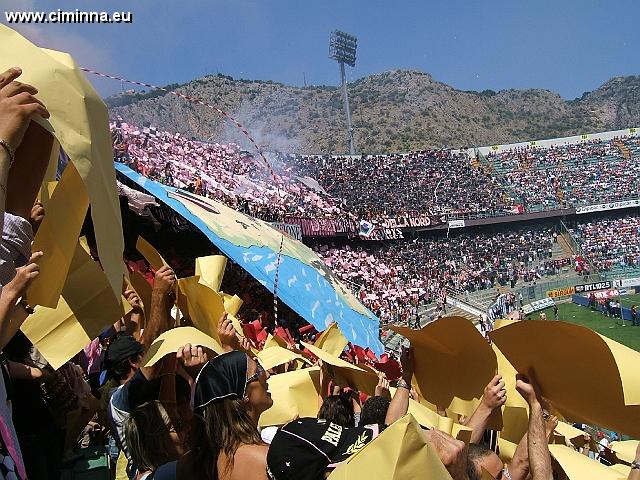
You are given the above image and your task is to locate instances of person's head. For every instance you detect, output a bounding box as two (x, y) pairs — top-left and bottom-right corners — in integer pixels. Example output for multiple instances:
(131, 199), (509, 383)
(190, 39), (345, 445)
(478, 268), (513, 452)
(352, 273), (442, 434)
(318, 394), (355, 427)
(124, 400), (184, 473)
(105, 334), (144, 383)
(466, 443), (503, 480)
(190, 351), (272, 479)
(267, 418), (378, 480)
(359, 396), (390, 426)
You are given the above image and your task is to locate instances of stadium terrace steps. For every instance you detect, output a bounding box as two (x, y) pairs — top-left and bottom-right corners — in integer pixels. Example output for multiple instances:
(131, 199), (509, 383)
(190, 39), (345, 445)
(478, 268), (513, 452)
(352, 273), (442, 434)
(450, 241), (574, 311)
(381, 305), (479, 354)
(557, 233), (576, 257)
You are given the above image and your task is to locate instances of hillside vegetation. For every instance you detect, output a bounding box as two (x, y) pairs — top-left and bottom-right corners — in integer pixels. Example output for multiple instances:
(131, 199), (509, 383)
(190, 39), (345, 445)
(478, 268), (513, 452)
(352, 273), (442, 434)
(107, 70), (640, 153)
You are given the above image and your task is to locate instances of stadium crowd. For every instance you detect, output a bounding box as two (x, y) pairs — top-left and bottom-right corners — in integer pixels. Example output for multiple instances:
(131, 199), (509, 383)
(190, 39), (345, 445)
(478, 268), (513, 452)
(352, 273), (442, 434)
(111, 121), (346, 222)
(0, 62), (638, 480)
(315, 226), (568, 325)
(113, 119), (640, 228)
(572, 214), (640, 272)
(487, 138), (640, 210)
(287, 151), (520, 219)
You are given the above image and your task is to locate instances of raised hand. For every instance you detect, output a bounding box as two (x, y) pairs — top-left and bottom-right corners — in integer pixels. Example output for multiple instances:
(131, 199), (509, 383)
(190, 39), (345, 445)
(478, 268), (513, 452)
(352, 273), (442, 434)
(217, 313), (238, 352)
(399, 345), (415, 383)
(516, 369), (542, 406)
(482, 374), (507, 410)
(0, 68), (50, 154)
(5, 251), (43, 301)
(152, 265), (176, 297)
(123, 289), (143, 312)
(423, 428), (469, 480)
(375, 371), (390, 397)
(177, 343), (208, 369)
(29, 201), (45, 233)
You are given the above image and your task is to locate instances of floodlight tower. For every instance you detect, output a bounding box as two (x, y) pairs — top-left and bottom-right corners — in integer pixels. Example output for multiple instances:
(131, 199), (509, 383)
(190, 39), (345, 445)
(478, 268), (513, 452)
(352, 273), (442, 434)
(329, 30), (357, 155)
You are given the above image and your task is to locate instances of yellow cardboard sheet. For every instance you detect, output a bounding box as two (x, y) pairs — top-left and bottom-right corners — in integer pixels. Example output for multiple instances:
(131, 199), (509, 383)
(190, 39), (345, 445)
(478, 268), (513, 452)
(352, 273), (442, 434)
(493, 343), (529, 445)
(334, 366), (379, 395)
(136, 236), (168, 270)
(490, 321), (640, 437)
(493, 318), (518, 330)
(29, 163), (89, 307)
(609, 440), (639, 464)
(38, 140), (60, 208)
(497, 437), (518, 463)
(195, 255), (227, 292)
(391, 317), (498, 424)
(328, 415), (453, 480)
(259, 367), (321, 427)
(302, 342), (378, 394)
(265, 334), (289, 349)
(129, 271), (153, 319)
(493, 344), (528, 409)
(301, 342), (362, 371)
(389, 388), (472, 442)
(141, 327), (223, 367)
(0, 26), (124, 302)
(610, 463), (631, 477)
(548, 444), (624, 480)
(257, 345), (308, 371)
(552, 421), (593, 450)
(21, 242), (130, 369)
(501, 405), (529, 446)
(314, 322), (348, 357)
(222, 293), (243, 316)
(178, 277), (225, 340)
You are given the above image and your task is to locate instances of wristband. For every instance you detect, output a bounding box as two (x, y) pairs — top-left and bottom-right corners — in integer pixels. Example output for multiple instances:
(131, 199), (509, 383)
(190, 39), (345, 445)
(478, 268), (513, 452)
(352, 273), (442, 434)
(631, 461), (640, 470)
(19, 300), (35, 315)
(397, 379), (410, 390)
(0, 139), (15, 167)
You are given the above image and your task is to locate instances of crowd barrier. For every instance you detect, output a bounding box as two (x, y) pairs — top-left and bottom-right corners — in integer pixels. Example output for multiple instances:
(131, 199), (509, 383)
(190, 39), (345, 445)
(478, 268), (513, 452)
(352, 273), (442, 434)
(572, 293), (639, 322)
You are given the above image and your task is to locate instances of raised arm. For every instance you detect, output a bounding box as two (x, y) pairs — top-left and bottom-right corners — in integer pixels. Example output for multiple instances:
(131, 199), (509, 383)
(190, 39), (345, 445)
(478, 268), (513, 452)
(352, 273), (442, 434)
(140, 266), (175, 379)
(0, 251), (41, 349)
(515, 371), (552, 480)
(465, 374), (506, 444)
(385, 346), (414, 425)
(0, 67), (50, 228)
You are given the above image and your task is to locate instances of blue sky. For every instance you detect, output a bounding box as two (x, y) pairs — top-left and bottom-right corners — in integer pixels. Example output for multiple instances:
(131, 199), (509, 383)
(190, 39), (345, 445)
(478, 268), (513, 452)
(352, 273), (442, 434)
(4, 0), (640, 99)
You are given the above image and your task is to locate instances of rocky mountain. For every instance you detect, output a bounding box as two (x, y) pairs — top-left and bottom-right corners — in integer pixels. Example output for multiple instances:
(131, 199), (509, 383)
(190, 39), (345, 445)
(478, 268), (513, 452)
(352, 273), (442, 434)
(107, 70), (640, 153)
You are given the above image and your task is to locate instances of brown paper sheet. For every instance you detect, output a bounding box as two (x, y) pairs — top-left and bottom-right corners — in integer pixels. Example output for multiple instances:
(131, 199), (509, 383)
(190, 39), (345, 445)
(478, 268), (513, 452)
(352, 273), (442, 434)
(490, 321), (640, 437)
(391, 317), (499, 425)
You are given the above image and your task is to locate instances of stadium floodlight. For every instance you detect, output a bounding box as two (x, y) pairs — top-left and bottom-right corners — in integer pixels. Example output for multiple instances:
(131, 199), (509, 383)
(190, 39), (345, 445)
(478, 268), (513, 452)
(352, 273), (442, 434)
(329, 30), (357, 155)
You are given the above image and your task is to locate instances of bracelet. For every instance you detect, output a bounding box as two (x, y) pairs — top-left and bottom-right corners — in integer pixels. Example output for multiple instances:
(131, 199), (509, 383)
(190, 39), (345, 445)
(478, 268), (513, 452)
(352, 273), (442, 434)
(631, 461), (640, 470)
(397, 379), (411, 390)
(0, 139), (15, 168)
(19, 300), (35, 315)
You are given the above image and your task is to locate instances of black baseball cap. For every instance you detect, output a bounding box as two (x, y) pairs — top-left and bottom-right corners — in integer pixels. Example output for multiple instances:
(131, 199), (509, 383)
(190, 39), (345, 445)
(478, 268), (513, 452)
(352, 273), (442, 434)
(106, 334), (144, 365)
(266, 418), (379, 480)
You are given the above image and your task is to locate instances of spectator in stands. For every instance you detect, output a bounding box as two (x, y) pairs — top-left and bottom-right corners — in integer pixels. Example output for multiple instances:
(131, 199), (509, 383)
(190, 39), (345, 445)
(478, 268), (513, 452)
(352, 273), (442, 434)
(124, 401), (185, 478)
(487, 138), (640, 211)
(107, 266), (176, 477)
(318, 394), (356, 428)
(572, 214), (640, 273)
(0, 66), (51, 480)
(316, 226), (567, 326)
(174, 350), (273, 480)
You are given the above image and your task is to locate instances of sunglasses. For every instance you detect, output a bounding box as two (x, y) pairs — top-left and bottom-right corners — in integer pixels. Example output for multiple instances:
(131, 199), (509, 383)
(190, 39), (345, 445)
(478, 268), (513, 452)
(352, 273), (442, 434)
(245, 362), (266, 390)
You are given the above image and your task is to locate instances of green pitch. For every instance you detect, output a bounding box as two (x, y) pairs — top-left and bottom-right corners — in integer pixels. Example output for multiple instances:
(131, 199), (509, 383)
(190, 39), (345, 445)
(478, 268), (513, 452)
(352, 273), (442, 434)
(527, 300), (640, 352)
